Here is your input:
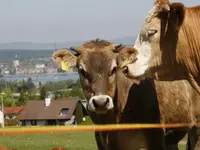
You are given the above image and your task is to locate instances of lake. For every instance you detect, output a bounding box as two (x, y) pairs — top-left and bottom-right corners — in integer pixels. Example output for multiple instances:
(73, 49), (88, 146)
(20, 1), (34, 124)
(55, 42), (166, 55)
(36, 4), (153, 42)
(1, 72), (79, 84)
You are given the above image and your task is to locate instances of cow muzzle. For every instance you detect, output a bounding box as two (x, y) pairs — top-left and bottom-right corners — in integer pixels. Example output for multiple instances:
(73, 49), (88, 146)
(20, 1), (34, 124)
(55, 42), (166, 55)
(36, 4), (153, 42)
(88, 95), (114, 114)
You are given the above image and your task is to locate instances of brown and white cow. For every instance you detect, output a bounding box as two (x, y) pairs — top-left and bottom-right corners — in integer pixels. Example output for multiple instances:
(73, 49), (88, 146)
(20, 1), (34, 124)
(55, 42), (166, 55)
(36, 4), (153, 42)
(119, 0), (200, 94)
(52, 39), (195, 150)
(118, 46), (200, 150)
(52, 39), (155, 150)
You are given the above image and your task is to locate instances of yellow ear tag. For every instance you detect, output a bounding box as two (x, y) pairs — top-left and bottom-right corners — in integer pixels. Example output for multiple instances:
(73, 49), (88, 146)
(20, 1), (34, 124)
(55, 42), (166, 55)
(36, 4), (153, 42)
(61, 61), (70, 72)
(119, 59), (131, 69)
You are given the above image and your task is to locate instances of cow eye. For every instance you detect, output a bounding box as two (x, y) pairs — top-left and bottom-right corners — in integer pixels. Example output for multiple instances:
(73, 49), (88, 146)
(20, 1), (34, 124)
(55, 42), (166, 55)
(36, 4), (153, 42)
(78, 66), (88, 78)
(147, 29), (157, 37)
(109, 67), (117, 76)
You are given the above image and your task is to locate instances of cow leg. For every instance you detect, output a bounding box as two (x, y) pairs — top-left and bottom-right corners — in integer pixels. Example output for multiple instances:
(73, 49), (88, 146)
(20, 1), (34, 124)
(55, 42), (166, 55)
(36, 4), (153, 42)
(194, 127), (200, 150)
(95, 131), (119, 150)
(165, 129), (187, 150)
(165, 145), (179, 150)
(186, 136), (191, 150)
(145, 128), (166, 150)
(95, 131), (108, 150)
(188, 126), (200, 150)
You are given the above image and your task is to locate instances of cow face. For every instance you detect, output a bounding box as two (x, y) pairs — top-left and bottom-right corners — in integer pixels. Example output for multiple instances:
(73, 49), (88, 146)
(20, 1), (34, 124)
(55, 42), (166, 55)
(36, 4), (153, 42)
(52, 39), (122, 114)
(121, 0), (171, 79)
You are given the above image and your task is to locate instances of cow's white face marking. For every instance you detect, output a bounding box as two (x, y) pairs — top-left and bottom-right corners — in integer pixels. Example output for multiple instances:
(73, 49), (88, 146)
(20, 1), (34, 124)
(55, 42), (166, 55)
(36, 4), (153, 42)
(123, 4), (162, 79)
(125, 36), (152, 78)
(134, 37), (151, 77)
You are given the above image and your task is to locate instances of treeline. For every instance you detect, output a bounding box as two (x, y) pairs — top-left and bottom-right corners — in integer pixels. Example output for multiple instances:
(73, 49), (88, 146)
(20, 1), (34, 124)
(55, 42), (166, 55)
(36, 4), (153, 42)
(0, 78), (85, 107)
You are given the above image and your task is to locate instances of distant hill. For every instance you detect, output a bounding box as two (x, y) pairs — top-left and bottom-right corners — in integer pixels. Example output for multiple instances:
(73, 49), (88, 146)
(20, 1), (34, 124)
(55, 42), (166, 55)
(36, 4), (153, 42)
(0, 36), (136, 50)
(111, 36), (136, 45)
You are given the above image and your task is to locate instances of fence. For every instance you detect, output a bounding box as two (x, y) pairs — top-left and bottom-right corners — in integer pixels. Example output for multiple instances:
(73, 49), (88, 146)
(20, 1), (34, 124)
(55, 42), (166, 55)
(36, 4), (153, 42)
(0, 122), (196, 135)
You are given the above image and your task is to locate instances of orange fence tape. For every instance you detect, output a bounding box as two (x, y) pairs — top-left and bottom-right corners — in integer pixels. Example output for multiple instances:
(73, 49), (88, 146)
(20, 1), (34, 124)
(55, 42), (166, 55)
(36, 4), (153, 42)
(0, 123), (196, 135)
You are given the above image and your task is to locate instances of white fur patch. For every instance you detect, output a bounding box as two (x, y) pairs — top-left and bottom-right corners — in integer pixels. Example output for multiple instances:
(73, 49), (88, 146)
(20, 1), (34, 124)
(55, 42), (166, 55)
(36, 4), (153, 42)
(125, 4), (158, 78)
(110, 59), (117, 70)
(127, 37), (152, 77)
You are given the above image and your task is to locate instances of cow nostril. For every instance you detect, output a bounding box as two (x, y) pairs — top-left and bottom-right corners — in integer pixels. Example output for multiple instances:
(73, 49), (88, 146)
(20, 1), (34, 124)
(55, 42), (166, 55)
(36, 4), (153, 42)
(92, 99), (98, 108)
(105, 98), (110, 106)
(123, 66), (128, 75)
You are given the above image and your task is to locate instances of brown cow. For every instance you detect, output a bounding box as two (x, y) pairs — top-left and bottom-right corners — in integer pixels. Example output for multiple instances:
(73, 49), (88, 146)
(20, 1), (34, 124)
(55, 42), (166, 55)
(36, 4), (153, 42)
(119, 0), (200, 94)
(118, 46), (200, 150)
(52, 39), (191, 150)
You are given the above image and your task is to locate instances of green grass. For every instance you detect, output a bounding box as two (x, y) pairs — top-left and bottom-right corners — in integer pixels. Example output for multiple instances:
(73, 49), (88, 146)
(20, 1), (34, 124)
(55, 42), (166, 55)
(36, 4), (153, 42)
(179, 144), (186, 150)
(0, 117), (96, 150)
(0, 132), (97, 150)
(79, 116), (94, 125)
(0, 131), (186, 150)
(0, 119), (187, 150)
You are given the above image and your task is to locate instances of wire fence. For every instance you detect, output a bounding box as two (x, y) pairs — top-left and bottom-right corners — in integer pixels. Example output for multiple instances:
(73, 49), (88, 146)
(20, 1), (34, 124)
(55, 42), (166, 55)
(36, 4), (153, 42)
(0, 122), (196, 135)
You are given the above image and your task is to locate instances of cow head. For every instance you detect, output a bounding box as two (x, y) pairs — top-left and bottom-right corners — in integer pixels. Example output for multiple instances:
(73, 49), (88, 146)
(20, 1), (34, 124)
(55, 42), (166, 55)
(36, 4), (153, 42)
(117, 46), (140, 80)
(121, 0), (185, 80)
(52, 39), (123, 114)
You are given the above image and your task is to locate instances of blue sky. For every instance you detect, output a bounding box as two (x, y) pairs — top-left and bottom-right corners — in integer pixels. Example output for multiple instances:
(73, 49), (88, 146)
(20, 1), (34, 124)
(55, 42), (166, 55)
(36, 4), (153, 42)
(0, 0), (198, 43)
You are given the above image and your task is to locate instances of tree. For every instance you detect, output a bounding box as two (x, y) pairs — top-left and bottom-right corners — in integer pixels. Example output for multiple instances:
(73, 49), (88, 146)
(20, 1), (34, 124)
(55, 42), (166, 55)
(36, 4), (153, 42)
(27, 89), (37, 100)
(75, 102), (84, 124)
(68, 86), (85, 99)
(40, 86), (47, 100)
(16, 90), (28, 106)
(54, 91), (62, 100)
(27, 77), (35, 89)
(20, 77), (35, 91)
(0, 88), (15, 107)
(43, 82), (54, 91)
(76, 79), (81, 87)
(66, 80), (75, 87)
(39, 81), (42, 89)
(54, 81), (68, 90)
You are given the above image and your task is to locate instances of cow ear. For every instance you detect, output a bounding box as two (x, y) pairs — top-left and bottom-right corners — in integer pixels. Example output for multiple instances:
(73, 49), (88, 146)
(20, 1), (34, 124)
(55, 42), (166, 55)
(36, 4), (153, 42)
(112, 43), (125, 53)
(117, 46), (138, 69)
(162, 4), (170, 12)
(155, 0), (170, 12)
(170, 3), (185, 27)
(52, 49), (77, 72)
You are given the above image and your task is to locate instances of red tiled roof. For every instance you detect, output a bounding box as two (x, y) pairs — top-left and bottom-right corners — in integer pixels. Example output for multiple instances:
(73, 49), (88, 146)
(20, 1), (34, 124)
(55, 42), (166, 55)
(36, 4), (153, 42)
(19, 97), (81, 120)
(4, 106), (24, 115)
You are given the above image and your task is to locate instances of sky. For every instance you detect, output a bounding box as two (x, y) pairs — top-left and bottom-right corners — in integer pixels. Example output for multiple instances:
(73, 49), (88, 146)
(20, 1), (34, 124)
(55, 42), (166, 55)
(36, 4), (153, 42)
(0, 0), (199, 43)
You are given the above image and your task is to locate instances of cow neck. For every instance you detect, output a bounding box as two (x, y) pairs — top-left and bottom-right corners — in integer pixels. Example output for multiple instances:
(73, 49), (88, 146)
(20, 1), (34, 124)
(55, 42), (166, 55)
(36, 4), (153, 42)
(114, 87), (122, 123)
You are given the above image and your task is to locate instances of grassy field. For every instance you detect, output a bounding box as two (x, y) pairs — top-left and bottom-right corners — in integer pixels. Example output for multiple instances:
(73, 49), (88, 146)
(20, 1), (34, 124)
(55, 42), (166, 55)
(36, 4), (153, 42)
(0, 132), (97, 150)
(0, 117), (186, 150)
(0, 131), (186, 150)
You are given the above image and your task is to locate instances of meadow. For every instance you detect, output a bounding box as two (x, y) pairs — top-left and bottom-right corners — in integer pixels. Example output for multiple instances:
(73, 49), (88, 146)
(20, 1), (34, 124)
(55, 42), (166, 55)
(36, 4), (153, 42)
(0, 131), (186, 150)
(0, 132), (97, 150)
(0, 118), (186, 150)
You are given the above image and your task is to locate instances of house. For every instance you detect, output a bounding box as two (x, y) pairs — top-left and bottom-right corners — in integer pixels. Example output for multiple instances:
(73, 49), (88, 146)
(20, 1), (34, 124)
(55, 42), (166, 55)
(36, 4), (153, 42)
(19, 97), (88, 126)
(4, 106), (24, 120)
(4, 106), (24, 126)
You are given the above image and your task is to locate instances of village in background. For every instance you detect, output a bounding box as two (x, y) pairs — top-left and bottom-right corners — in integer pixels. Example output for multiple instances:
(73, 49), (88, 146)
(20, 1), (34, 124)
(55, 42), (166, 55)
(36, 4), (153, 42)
(0, 45), (91, 127)
(0, 38), (134, 127)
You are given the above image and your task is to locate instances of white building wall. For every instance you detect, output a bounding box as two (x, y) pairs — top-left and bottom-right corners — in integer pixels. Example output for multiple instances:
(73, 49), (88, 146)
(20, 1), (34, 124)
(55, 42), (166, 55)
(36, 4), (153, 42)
(0, 110), (4, 125)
